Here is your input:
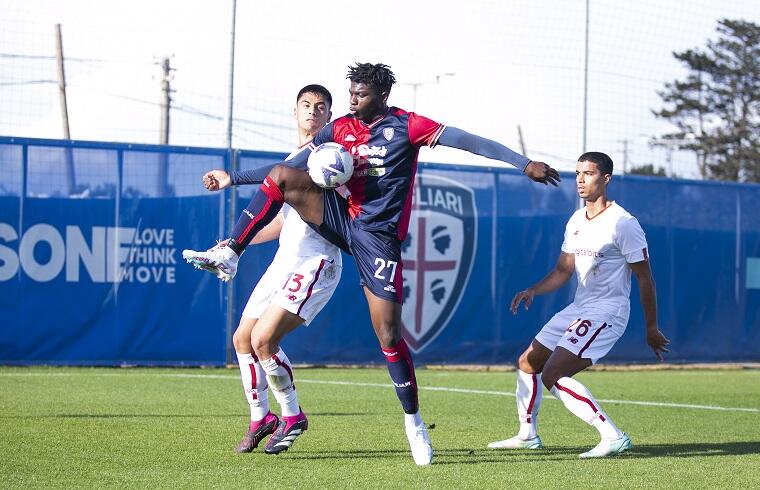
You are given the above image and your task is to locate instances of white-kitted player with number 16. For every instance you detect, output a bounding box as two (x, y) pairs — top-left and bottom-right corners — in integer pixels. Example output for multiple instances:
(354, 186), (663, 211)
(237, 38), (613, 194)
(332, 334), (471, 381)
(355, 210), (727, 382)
(488, 151), (670, 458)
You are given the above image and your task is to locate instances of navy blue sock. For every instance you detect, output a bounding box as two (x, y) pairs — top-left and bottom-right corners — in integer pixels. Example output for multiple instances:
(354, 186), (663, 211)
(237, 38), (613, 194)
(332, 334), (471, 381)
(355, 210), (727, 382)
(228, 176), (284, 255)
(382, 339), (419, 414)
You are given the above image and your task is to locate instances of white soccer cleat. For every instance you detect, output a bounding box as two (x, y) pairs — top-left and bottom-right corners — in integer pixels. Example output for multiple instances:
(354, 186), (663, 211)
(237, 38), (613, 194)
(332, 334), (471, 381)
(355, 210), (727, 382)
(182, 243), (239, 282)
(487, 435), (543, 450)
(578, 432), (632, 458)
(405, 424), (433, 466)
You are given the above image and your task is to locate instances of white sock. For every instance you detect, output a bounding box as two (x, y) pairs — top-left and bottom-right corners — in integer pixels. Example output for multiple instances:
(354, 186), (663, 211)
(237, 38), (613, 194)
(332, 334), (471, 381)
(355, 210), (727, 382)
(235, 351), (269, 421)
(260, 349), (300, 417)
(404, 410), (424, 429)
(550, 376), (623, 440)
(516, 370), (542, 439)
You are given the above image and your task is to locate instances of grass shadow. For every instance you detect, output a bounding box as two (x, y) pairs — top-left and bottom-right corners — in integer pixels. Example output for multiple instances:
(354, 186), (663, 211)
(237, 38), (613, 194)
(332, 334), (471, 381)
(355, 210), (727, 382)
(281, 442), (760, 464)
(0, 413), (241, 419)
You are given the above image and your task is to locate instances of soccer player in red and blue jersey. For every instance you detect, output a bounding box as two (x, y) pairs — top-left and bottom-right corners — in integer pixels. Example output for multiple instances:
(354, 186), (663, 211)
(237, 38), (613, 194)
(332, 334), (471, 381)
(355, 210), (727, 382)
(183, 62), (560, 465)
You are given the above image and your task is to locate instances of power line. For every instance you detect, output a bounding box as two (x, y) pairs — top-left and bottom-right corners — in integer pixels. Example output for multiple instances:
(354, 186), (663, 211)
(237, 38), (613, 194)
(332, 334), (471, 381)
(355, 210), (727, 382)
(0, 79), (56, 86)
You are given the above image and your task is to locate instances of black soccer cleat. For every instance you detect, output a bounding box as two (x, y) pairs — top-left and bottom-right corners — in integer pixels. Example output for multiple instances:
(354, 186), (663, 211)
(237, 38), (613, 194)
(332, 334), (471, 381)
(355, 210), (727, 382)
(235, 412), (279, 453)
(264, 412), (308, 454)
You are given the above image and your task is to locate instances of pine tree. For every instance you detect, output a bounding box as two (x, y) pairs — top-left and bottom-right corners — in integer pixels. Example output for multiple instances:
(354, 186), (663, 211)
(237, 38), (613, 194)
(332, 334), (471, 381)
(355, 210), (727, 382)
(653, 19), (760, 182)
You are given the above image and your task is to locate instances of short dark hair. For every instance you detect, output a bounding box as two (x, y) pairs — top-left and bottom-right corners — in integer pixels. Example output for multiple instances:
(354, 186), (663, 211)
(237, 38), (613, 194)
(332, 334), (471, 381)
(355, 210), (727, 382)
(346, 62), (396, 94)
(297, 84), (332, 108)
(579, 151), (614, 176)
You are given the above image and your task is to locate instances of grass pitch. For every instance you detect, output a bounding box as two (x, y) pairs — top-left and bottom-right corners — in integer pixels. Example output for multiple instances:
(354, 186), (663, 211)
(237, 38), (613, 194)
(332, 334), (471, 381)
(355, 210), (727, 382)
(1, 367), (758, 489)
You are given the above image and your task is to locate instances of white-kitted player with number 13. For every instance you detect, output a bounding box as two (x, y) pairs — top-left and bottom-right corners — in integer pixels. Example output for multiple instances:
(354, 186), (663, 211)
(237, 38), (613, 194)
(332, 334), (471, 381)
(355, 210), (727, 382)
(488, 151), (670, 458)
(189, 84), (342, 455)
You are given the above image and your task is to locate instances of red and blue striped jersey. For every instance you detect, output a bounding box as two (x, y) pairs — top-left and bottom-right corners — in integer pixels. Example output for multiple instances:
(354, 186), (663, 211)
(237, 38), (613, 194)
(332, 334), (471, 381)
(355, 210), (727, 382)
(309, 107), (445, 241)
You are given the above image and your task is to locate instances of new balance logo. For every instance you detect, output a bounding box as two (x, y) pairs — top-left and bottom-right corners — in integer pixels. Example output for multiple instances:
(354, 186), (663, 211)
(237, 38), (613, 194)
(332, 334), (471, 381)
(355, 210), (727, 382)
(345, 135), (356, 142)
(243, 209), (254, 219)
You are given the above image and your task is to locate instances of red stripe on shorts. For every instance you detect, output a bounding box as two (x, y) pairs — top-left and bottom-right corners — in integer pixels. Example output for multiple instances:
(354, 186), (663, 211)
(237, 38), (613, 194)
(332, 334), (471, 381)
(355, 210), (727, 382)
(578, 322), (608, 358)
(296, 259), (327, 317)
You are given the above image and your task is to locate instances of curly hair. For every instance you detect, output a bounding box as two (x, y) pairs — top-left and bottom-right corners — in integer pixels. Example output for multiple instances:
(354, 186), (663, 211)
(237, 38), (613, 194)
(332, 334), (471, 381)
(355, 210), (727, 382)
(346, 62), (396, 94)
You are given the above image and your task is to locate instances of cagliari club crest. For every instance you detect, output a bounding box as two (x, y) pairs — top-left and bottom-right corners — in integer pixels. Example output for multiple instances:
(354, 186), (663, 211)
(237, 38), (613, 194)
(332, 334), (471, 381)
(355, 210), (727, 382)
(400, 173), (477, 353)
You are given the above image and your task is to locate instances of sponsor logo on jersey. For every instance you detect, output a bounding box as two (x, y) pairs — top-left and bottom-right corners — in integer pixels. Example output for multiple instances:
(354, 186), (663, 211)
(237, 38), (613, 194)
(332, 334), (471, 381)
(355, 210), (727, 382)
(400, 175), (477, 353)
(575, 248), (604, 257)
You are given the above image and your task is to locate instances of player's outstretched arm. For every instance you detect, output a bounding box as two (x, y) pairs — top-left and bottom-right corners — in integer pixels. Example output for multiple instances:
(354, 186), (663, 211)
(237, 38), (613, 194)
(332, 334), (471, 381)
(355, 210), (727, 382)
(228, 147), (311, 186)
(630, 260), (670, 361)
(437, 127), (560, 186)
(511, 252), (574, 314)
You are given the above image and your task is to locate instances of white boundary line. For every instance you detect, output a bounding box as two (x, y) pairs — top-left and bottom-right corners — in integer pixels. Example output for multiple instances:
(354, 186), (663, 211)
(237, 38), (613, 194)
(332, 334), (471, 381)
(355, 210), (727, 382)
(2, 371), (758, 413)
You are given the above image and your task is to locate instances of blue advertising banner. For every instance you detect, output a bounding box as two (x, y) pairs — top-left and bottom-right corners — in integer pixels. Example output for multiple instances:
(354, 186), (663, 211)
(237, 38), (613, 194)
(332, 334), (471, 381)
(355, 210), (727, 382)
(2, 137), (759, 365)
(0, 139), (228, 365)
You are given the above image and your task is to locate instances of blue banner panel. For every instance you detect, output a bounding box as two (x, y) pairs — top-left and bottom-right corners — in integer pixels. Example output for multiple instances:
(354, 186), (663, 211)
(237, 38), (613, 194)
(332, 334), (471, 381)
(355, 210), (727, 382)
(2, 138), (759, 365)
(233, 164), (760, 364)
(0, 139), (228, 365)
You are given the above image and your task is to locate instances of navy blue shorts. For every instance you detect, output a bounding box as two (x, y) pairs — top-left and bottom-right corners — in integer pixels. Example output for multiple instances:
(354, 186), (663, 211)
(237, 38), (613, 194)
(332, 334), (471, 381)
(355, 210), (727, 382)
(313, 189), (403, 303)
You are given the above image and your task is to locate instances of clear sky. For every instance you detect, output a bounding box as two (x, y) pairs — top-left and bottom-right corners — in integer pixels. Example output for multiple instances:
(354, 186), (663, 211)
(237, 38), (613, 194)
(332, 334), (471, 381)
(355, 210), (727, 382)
(1, 0), (758, 178)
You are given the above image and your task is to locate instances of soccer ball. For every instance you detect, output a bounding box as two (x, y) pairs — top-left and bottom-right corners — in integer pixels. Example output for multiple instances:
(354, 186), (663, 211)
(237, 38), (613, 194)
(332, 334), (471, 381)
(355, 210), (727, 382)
(307, 142), (354, 189)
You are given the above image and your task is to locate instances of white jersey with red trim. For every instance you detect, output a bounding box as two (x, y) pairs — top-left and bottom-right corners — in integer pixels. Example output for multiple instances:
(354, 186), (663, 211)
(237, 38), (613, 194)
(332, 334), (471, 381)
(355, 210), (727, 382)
(272, 148), (342, 266)
(561, 201), (647, 316)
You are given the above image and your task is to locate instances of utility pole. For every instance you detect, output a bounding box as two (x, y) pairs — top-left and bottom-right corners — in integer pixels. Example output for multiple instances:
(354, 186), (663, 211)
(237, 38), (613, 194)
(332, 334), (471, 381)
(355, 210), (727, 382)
(224, 0), (239, 366)
(582, 0), (590, 154)
(158, 57), (173, 145)
(619, 138), (630, 174)
(403, 73), (455, 112)
(517, 125), (527, 156)
(225, 0), (237, 149)
(55, 24), (75, 194)
(157, 56), (173, 197)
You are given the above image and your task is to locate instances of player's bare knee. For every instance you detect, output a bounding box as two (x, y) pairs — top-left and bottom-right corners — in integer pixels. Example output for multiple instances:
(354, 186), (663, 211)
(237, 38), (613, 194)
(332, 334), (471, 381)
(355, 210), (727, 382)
(250, 331), (276, 358)
(517, 350), (535, 372)
(232, 327), (251, 353)
(374, 323), (401, 348)
(270, 164), (306, 190)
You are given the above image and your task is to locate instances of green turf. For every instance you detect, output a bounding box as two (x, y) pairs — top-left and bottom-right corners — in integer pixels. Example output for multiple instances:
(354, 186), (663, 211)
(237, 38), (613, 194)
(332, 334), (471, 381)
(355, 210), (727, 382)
(1, 367), (758, 489)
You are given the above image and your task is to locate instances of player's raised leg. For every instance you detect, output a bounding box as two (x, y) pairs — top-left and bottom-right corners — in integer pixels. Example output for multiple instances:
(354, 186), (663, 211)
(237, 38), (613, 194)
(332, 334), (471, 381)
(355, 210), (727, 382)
(365, 288), (433, 466)
(488, 340), (552, 449)
(542, 347), (631, 458)
(184, 166), (324, 280)
(232, 317), (279, 453)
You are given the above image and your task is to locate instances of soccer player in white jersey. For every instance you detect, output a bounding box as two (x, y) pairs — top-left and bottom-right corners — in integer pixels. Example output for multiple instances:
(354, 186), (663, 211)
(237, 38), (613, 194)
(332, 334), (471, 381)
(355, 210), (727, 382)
(488, 151), (670, 458)
(195, 85), (342, 454)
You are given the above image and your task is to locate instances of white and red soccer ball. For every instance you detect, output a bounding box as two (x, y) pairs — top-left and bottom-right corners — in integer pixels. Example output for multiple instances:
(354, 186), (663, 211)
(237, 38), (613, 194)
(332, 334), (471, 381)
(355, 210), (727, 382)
(307, 142), (354, 189)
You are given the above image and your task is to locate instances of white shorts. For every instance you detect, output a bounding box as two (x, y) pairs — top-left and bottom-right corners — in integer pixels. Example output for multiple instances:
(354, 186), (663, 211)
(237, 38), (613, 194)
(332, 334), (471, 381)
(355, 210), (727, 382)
(242, 254), (341, 325)
(534, 303), (627, 364)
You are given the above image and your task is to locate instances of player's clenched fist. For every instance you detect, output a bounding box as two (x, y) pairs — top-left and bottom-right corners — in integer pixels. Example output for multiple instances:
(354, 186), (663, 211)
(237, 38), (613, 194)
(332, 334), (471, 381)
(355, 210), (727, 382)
(203, 170), (231, 191)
